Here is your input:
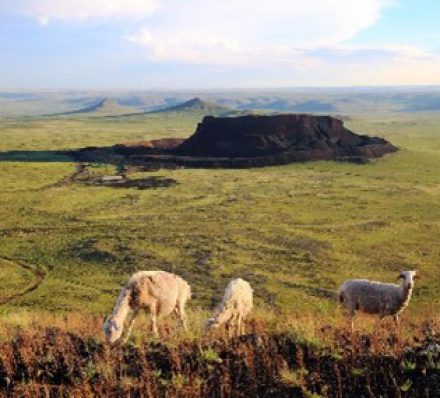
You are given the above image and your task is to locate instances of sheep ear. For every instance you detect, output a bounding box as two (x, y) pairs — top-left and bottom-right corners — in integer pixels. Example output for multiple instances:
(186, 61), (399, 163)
(397, 274), (404, 280)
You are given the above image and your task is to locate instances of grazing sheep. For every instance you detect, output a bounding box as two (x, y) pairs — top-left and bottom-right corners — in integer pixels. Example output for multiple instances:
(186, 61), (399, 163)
(338, 270), (417, 330)
(206, 278), (253, 336)
(103, 271), (191, 343)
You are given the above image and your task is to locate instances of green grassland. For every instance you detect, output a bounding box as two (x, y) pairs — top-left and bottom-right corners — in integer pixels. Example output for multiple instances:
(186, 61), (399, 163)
(0, 112), (439, 323)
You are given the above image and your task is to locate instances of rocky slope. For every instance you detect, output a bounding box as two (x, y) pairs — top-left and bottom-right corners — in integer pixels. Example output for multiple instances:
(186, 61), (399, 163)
(175, 114), (397, 161)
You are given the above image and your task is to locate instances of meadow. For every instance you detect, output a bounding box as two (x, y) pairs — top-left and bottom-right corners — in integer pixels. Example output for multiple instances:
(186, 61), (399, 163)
(0, 110), (440, 395)
(1, 112), (440, 315)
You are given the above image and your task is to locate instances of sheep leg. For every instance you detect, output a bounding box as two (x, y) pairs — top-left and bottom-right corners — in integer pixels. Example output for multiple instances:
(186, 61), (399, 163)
(236, 314), (241, 336)
(122, 309), (138, 343)
(150, 302), (159, 338)
(373, 315), (386, 336)
(227, 321), (232, 338)
(230, 315), (236, 337)
(239, 314), (245, 335)
(151, 314), (159, 337)
(234, 313), (241, 337)
(175, 302), (188, 331)
(238, 313), (244, 336)
(349, 310), (357, 332)
(393, 314), (400, 333)
(227, 318), (235, 338)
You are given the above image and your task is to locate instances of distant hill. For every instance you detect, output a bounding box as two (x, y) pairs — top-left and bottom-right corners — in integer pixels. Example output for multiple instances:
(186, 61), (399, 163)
(52, 98), (140, 116)
(151, 97), (249, 116)
(4, 87), (440, 117)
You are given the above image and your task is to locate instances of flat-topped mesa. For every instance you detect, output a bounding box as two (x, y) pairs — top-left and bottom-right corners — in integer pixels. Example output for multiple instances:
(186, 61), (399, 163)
(74, 114), (398, 168)
(174, 114), (397, 161)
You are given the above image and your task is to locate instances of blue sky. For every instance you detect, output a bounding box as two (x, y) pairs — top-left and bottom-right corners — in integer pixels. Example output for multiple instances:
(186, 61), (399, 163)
(1, 0), (440, 89)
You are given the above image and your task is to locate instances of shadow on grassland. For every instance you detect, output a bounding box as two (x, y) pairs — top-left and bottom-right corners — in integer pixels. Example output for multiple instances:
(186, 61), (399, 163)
(0, 150), (76, 162)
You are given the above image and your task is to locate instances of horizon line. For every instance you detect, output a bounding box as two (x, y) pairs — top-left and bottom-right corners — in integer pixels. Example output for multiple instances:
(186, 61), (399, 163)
(1, 84), (440, 93)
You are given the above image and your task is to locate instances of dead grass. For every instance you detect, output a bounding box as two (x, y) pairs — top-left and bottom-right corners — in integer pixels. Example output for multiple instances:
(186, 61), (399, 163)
(0, 313), (439, 397)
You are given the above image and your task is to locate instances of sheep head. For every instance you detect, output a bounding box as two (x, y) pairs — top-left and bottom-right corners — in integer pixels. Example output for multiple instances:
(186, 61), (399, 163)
(397, 270), (418, 289)
(103, 316), (123, 343)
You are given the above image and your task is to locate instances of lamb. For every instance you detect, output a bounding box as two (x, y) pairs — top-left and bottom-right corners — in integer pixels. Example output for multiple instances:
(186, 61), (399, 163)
(103, 271), (191, 343)
(338, 270), (417, 330)
(206, 278), (253, 336)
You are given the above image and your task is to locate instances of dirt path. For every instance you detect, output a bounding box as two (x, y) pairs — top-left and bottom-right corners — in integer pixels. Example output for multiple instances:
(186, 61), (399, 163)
(52, 162), (87, 187)
(38, 162), (87, 190)
(0, 256), (46, 305)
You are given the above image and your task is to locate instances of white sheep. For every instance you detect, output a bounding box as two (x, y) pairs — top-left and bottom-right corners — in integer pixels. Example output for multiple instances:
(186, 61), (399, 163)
(103, 271), (191, 343)
(338, 270), (417, 330)
(206, 278), (253, 336)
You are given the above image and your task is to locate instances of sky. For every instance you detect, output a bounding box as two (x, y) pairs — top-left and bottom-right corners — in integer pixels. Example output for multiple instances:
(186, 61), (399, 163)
(1, 0), (440, 89)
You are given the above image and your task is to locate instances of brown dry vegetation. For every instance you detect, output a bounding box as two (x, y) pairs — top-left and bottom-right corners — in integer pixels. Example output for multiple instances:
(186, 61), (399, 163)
(1, 313), (440, 397)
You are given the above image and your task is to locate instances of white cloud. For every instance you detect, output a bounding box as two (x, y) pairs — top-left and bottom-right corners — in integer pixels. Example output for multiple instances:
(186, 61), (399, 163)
(284, 44), (440, 86)
(298, 57), (440, 86)
(127, 0), (392, 65)
(12, 0), (158, 24)
(127, 29), (247, 65)
(124, 0), (440, 86)
(321, 44), (433, 59)
(7, 0), (440, 86)
(37, 15), (49, 26)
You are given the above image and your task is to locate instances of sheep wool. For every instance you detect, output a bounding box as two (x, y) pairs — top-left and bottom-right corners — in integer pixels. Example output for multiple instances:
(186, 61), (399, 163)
(103, 271), (191, 343)
(338, 270), (417, 330)
(207, 278), (253, 336)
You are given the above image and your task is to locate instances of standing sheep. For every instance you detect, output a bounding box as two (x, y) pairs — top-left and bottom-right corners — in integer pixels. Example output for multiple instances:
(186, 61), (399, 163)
(206, 278), (253, 336)
(338, 270), (417, 330)
(103, 271), (191, 343)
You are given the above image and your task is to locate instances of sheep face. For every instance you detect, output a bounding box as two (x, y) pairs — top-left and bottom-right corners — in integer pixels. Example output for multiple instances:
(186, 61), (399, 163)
(398, 270), (417, 289)
(103, 317), (123, 343)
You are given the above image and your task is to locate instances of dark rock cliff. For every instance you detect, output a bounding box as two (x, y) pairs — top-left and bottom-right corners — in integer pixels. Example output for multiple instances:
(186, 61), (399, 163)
(75, 114), (397, 168)
(174, 114), (397, 161)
